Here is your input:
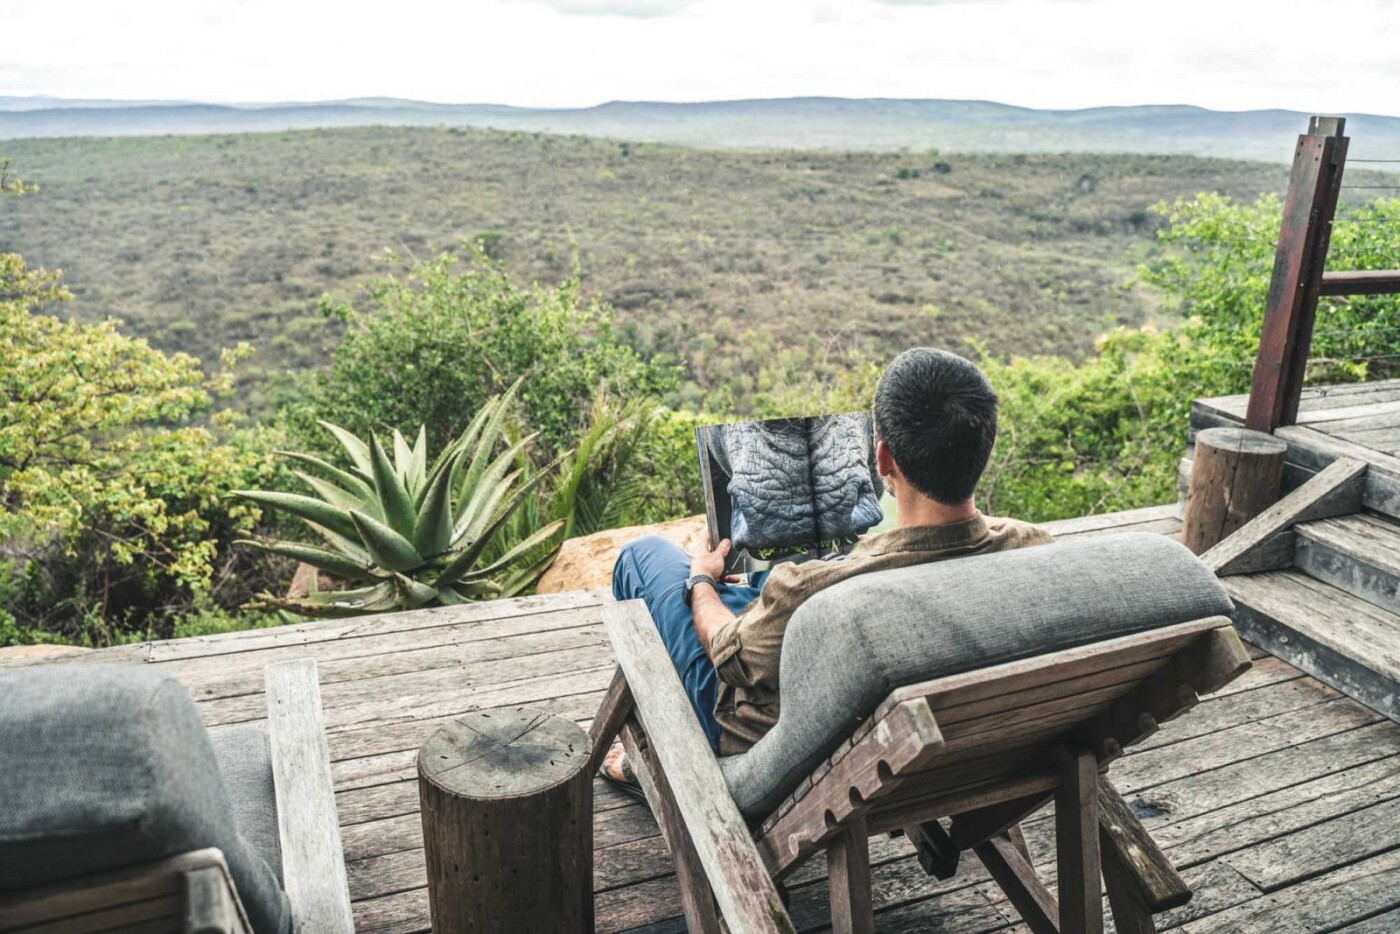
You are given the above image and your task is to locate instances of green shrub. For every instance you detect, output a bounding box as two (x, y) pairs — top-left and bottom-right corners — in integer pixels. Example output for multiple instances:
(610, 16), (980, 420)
(296, 250), (679, 458)
(692, 193), (1400, 525)
(0, 252), (284, 644)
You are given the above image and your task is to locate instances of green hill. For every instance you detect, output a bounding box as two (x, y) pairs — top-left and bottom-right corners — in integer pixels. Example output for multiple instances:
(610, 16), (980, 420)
(0, 126), (1345, 409)
(6, 97), (1400, 165)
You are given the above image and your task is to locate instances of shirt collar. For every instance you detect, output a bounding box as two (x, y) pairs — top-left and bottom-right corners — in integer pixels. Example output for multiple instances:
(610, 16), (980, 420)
(855, 513), (991, 557)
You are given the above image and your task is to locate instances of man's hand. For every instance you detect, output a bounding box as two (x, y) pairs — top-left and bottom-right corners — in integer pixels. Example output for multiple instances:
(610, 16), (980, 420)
(690, 538), (732, 580)
(688, 538), (737, 660)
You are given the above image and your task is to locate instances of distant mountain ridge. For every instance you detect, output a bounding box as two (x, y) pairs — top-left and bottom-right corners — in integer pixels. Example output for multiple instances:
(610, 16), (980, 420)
(3, 96), (1399, 162)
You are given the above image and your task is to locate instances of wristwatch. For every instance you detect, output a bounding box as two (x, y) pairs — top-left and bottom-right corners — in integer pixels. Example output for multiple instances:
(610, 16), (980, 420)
(683, 573), (719, 608)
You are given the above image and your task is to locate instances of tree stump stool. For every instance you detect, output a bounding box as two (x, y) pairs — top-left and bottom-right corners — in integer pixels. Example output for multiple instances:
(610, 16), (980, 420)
(418, 708), (593, 933)
(1182, 427), (1288, 555)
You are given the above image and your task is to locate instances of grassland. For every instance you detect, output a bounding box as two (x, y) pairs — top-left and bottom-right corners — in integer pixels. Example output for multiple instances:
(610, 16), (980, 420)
(0, 127), (1302, 408)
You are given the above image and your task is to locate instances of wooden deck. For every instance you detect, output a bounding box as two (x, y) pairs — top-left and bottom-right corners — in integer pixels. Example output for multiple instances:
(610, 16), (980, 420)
(1192, 379), (1400, 514)
(1188, 379), (1400, 730)
(14, 501), (1400, 931)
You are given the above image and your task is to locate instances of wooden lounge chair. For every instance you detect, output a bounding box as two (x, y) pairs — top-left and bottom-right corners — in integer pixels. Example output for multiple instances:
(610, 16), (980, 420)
(0, 659), (353, 934)
(589, 532), (1249, 934)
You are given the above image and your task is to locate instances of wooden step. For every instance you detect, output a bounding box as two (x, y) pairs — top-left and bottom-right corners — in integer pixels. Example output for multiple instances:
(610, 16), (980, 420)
(1295, 513), (1400, 616)
(1226, 570), (1400, 724)
(1186, 385), (1400, 520)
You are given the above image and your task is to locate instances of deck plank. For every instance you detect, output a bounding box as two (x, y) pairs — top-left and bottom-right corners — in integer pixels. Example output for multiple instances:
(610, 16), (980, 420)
(27, 497), (1400, 932)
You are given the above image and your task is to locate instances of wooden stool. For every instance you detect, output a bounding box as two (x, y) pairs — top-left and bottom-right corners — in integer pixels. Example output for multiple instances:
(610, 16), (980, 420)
(1182, 427), (1287, 554)
(419, 708), (593, 933)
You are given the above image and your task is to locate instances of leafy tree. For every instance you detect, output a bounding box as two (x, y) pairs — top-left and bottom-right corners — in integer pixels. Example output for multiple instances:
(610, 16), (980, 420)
(298, 250), (680, 458)
(0, 157), (281, 645)
(980, 193), (1400, 520)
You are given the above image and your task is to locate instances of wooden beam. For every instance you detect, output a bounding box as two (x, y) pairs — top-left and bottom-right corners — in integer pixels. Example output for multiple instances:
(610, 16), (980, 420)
(1246, 116), (1348, 431)
(975, 833), (1061, 934)
(758, 697), (945, 876)
(1201, 456), (1367, 576)
(184, 865), (240, 932)
(949, 791), (1054, 851)
(1101, 842), (1157, 934)
(906, 820), (960, 880)
(1055, 746), (1104, 934)
(264, 659), (355, 934)
(621, 722), (723, 934)
(1097, 781), (1191, 912)
(586, 665), (634, 777)
(827, 815), (875, 934)
(0, 850), (250, 933)
(1319, 270), (1400, 296)
(602, 601), (795, 933)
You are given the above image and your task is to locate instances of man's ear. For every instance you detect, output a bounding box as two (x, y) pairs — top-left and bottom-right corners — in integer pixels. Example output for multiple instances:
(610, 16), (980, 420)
(875, 439), (898, 480)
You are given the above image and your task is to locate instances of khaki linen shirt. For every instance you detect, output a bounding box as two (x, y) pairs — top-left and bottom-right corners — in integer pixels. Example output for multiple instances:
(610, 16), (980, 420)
(708, 513), (1054, 755)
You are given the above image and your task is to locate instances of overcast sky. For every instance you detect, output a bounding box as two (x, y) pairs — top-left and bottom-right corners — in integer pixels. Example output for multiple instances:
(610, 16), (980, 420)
(3, 0), (1399, 116)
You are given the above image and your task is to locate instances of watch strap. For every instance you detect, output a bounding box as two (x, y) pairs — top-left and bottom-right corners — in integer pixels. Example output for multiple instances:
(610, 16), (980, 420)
(684, 573), (719, 607)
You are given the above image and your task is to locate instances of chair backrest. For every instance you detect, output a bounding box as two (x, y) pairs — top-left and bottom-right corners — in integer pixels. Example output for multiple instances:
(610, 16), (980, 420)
(719, 532), (1234, 817)
(0, 665), (291, 934)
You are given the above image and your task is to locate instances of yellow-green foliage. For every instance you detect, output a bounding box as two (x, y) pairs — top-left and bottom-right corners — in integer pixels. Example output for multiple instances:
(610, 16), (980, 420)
(0, 174), (282, 643)
(967, 193), (1400, 520)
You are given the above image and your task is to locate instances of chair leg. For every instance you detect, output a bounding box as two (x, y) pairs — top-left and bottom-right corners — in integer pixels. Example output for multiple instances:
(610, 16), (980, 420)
(1101, 841), (1156, 934)
(1006, 822), (1033, 863)
(1098, 780), (1190, 913)
(586, 666), (634, 776)
(827, 815), (874, 934)
(905, 820), (959, 880)
(620, 722), (723, 934)
(974, 832), (1060, 934)
(1055, 746), (1104, 934)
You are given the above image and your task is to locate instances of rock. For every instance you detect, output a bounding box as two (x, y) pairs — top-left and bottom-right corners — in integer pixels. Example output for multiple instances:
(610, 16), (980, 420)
(0, 644), (92, 663)
(287, 563), (351, 600)
(537, 515), (709, 594)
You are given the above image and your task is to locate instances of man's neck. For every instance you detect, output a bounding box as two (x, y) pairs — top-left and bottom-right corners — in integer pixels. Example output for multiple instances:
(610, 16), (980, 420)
(895, 492), (978, 528)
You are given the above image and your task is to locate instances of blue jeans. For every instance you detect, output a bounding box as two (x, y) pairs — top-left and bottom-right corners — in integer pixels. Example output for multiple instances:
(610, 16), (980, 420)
(612, 536), (769, 753)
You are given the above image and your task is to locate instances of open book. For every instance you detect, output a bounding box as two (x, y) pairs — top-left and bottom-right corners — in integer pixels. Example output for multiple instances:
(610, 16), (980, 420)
(695, 412), (885, 575)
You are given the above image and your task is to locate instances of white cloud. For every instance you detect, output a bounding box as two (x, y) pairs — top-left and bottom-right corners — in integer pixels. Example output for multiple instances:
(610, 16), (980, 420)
(0, 0), (1397, 117)
(522, 0), (695, 17)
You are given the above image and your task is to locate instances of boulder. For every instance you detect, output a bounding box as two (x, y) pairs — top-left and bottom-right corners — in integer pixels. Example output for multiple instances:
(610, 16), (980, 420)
(287, 563), (351, 600)
(537, 515), (709, 594)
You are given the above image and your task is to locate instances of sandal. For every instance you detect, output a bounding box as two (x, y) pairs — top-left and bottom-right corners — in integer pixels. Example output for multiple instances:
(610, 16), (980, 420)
(599, 753), (647, 803)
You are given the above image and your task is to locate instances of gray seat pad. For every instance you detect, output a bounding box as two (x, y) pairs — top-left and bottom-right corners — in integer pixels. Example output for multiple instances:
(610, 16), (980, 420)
(0, 665), (291, 934)
(719, 532), (1234, 818)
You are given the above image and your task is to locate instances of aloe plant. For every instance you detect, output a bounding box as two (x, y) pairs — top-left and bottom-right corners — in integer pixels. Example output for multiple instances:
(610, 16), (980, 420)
(233, 385), (565, 616)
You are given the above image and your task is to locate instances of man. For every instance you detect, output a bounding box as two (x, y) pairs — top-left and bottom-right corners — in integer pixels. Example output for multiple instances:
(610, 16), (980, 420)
(602, 348), (1052, 791)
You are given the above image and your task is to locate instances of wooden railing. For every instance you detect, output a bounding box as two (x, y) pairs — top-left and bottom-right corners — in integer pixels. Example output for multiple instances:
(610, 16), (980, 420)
(1245, 116), (1400, 431)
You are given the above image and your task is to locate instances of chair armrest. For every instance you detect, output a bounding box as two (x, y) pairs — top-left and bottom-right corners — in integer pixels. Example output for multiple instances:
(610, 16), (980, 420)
(603, 600), (794, 933)
(264, 659), (354, 934)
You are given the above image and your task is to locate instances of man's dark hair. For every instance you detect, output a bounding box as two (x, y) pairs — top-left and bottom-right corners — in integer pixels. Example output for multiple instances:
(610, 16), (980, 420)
(872, 348), (998, 505)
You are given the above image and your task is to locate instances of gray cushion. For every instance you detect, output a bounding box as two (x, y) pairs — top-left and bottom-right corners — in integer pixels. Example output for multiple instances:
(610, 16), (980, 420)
(210, 724), (283, 886)
(0, 666), (292, 934)
(719, 532), (1234, 818)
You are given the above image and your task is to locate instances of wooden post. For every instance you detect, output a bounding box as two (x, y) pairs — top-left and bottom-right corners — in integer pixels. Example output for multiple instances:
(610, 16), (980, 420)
(1181, 427), (1287, 554)
(1245, 115), (1348, 431)
(1055, 746), (1103, 934)
(418, 709), (593, 934)
(827, 816), (874, 934)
